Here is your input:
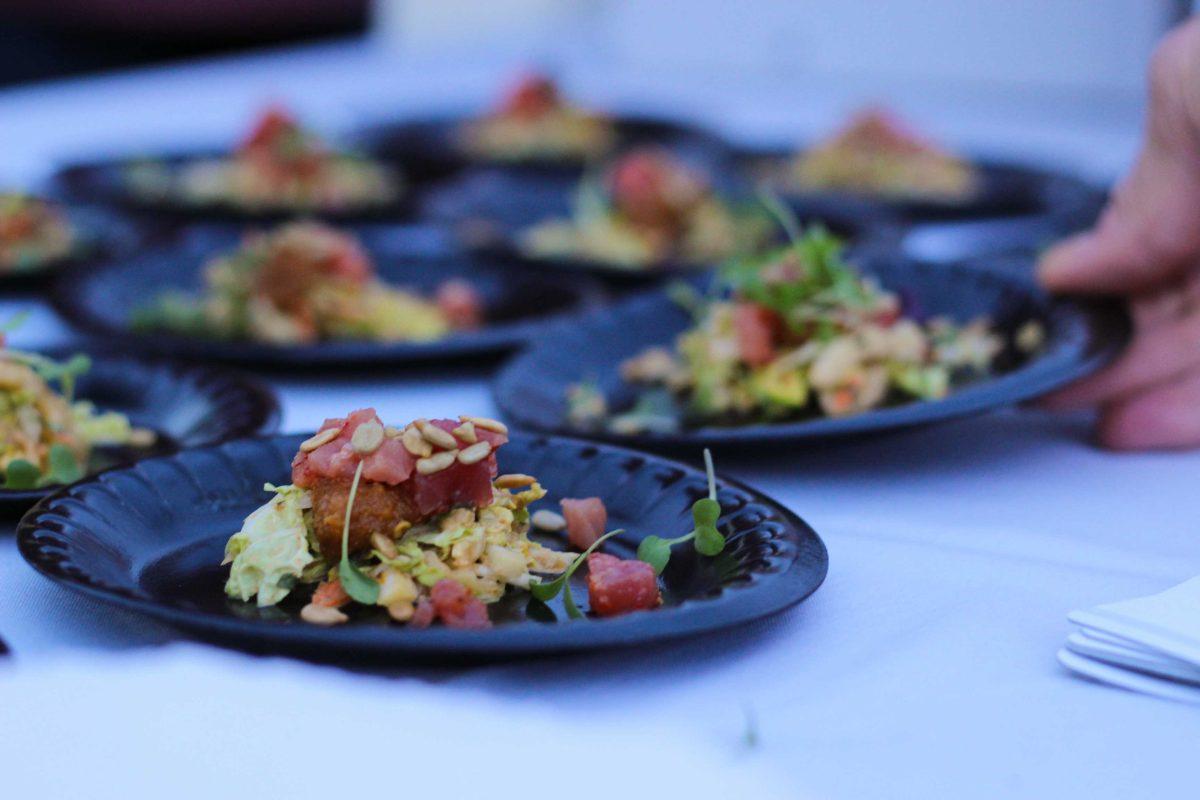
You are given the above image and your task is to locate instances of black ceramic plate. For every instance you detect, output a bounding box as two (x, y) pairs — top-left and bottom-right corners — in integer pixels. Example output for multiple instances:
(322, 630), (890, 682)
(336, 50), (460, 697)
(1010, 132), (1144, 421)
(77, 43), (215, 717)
(0, 352), (279, 512)
(431, 169), (892, 285)
(493, 256), (1130, 449)
(50, 226), (603, 368)
(0, 203), (142, 291)
(353, 113), (728, 179)
(54, 152), (412, 225)
(737, 149), (1092, 223)
(18, 432), (828, 660)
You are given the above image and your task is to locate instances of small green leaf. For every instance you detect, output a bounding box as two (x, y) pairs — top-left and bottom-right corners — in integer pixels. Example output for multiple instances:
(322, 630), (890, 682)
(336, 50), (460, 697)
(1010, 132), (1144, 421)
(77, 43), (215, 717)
(692, 498), (720, 527)
(3, 459), (41, 489)
(562, 581), (583, 620)
(46, 443), (84, 485)
(694, 524), (726, 557)
(530, 575), (564, 602)
(637, 535), (673, 575)
(1, 311), (30, 333)
(338, 459), (379, 605)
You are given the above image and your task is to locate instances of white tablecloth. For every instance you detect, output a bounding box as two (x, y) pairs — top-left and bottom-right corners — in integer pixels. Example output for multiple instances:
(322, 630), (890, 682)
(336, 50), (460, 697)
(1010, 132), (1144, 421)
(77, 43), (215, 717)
(0, 38), (1193, 799)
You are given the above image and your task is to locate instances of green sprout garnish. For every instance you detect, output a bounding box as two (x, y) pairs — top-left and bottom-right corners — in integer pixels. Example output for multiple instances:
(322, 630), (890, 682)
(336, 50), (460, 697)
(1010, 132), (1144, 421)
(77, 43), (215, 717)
(637, 448), (725, 575)
(337, 459), (380, 605)
(530, 529), (625, 620)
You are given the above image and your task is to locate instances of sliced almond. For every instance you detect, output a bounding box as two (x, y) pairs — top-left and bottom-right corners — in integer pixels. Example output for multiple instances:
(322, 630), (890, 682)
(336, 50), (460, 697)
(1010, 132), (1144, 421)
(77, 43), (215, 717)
(531, 509), (567, 531)
(457, 440), (492, 465)
(371, 532), (398, 559)
(387, 601), (415, 623)
(494, 473), (537, 489)
(393, 520), (412, 537)
(299, 426), (341, 452)
(417, 450), (458, 475)
(417, 419), (458, 450)
(401, 425), (433, 457)
(351, 420), (385, 454)
(384, 425), (403, 439)
(451, 421), (477, 444)
(465, 415), (508, 435)
(300, 603), (348, 626)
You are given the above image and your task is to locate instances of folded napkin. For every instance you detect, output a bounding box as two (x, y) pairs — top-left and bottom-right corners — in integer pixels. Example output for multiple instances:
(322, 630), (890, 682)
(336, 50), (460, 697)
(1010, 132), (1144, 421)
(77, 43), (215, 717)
(1059, 575), (1200, 704)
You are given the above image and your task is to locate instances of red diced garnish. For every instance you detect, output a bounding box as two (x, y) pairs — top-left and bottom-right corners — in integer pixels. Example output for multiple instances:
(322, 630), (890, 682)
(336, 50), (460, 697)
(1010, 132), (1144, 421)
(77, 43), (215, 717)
(586, 552), (660, 617)
(561, 497), (607, 550)
(410, 596), (436, 629)
(499, 73), (561, 118)
(430, 579), (492, 629)
(311, 578), (350, 608)
(734, 303), (779, 367)
(435, 279), (484, 330)
(241, 106), (299, 152)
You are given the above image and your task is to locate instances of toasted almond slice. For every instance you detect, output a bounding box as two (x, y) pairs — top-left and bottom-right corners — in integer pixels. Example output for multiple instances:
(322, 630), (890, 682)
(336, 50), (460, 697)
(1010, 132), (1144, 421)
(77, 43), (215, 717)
(387, 601), (415, 622)
(494, 473), (537, 489)
(394, 520), (412, 536)
(531, 509), (567, 531)
(457, 440), (492, 465)
(401, 425), (433, 457)
(351, 420), (385, 454)
(384, 425), (403, 438)
(300, 603), (348, 626)
(299, 426), (341, 452)
(466, 415), (508, 435)
(371, 532), (398, 559)
(417, 419), (458, 450)
(451, 421), (477, 444)
(417, 450), (458, 475)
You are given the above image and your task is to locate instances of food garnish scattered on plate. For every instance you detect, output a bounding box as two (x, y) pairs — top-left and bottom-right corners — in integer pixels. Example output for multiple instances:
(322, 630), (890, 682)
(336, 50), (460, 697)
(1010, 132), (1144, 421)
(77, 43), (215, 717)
(790, 107), (978, 202)
(134, 222), (483, 345)
(0, 323), (154, 490)
(123, 106), (400, 213)
(0, 194), (77, 274)
(458, 73), (615, 163)
(519, 147), (770, 270)
(567, 212), (1043, 435)
(224, 408), (729, 627)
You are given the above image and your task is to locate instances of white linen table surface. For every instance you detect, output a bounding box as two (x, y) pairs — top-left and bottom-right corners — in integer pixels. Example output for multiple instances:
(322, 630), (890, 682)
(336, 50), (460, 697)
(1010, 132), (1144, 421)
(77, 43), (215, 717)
(0, 38), (1193, 800)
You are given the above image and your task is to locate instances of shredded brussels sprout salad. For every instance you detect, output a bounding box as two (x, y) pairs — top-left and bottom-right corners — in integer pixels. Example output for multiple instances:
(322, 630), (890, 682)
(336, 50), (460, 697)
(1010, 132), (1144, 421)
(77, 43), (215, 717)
(568, 204), (1043, 434)
(224, 409), (731, 627)
(0, 315), (153, 489)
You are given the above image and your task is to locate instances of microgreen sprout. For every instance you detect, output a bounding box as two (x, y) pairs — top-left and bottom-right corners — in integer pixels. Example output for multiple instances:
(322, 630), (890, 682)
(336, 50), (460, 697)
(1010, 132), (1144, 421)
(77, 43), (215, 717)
(530, 528), (625, 620)
(337, 459), (379, 605)
(637, 448), (725, 574)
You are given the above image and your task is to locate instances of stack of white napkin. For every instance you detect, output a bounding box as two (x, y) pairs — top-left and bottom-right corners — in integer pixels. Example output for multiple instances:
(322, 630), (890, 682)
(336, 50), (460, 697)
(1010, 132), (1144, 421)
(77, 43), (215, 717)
(1059, 576), (1200, 704)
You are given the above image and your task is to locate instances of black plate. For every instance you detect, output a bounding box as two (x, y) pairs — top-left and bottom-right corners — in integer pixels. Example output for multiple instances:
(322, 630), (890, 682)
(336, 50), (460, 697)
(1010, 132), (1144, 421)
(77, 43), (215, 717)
(54, 151), (412, 225)
(18, 432), (828, 660)
(353, 113), (729, 179)
(0, 203), (143, 291)
(736, 149), (1092, 223)
(0, 352), (279, 512)
(492, 255), (1130, 449)
(50, 226), (603, 368)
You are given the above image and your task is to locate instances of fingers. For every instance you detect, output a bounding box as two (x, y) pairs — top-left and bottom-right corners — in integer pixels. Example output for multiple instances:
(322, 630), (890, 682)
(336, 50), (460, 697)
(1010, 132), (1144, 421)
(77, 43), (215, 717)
(1038, 19), (1200, 295)
(1098, 369), (1200, 450)
(1039, 292), (1200, 410)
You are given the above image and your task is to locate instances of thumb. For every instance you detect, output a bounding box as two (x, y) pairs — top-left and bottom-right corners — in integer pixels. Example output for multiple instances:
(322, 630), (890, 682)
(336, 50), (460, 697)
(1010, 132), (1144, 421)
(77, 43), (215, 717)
(1039, 20), (1200, 295)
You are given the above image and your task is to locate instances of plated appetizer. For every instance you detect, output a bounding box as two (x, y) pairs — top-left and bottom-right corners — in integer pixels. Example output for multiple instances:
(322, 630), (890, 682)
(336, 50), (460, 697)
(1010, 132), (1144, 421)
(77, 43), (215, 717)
(0, 194), (77, 274)
(520, 148), (770, 271)
(124, 107), (400, 213)
(134, 222), (482, 345)
(566, 224), (1042, 434)
(458, 73), (615, 163)
(0, 336), (153, 489)
(224, 409), (729, 627)
(790, 108), (977, 202)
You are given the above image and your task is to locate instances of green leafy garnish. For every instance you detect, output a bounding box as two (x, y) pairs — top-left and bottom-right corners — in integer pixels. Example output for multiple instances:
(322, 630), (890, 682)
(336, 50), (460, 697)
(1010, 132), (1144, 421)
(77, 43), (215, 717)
(46, 443), (83, 485)
(530, 528), (625, 620)
(637, 449), (725, 574)
(337, 459), (380, 605)
(2, 459), (41, 489)
(5, 349), (92, 403)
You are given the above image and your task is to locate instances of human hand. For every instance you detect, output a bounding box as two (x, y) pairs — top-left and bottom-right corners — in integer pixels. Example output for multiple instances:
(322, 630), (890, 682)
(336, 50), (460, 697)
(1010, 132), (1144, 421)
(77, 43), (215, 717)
(1038, 17), (1200, 450)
